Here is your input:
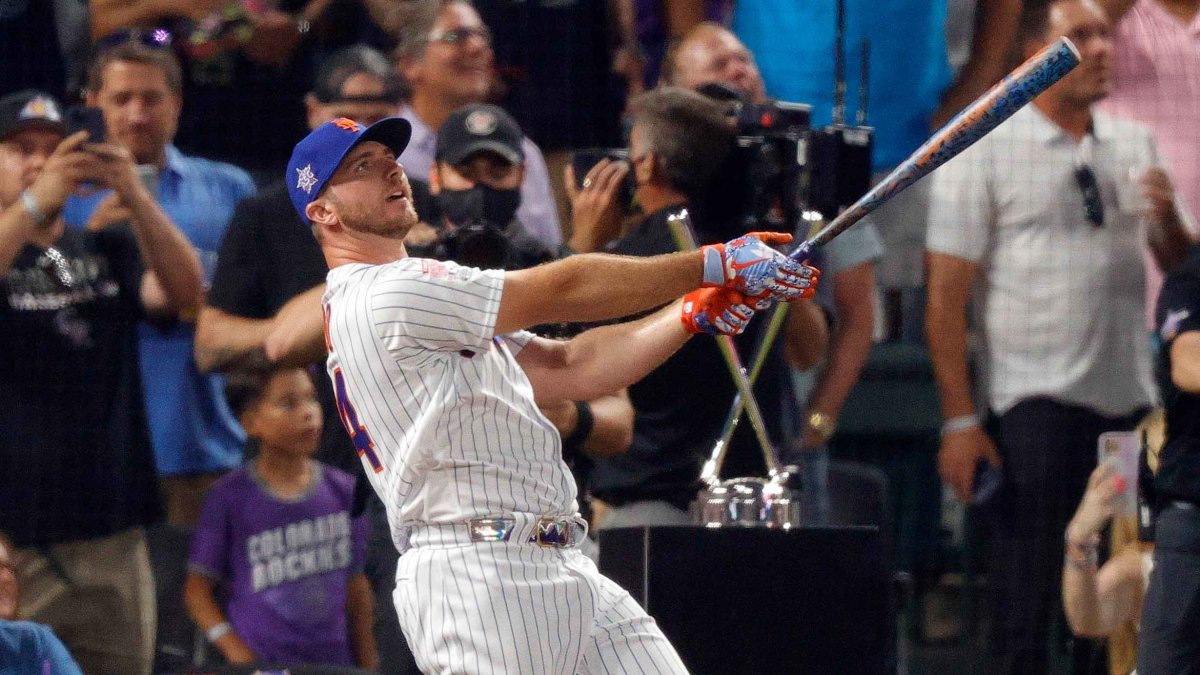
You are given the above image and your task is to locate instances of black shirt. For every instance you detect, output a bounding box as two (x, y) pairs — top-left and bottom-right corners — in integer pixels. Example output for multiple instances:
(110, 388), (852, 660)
(1155, 245), (1200, 503)
(588, 206), (800, 510)
(0, 227), (160, 546)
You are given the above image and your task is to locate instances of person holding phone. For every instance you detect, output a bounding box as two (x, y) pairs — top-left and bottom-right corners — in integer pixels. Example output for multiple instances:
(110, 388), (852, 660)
(0, 88), (203, 675)
(62, 38), (257, 527)
(1062, 412), (1163, 675)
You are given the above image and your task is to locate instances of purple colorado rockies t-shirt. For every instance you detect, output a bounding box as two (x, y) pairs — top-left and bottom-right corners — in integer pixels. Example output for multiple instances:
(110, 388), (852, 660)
(189, 462), (367, 665)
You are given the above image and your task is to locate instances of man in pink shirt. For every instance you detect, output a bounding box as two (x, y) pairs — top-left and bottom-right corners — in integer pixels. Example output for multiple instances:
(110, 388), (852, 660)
(1099, 0), (1200, 326)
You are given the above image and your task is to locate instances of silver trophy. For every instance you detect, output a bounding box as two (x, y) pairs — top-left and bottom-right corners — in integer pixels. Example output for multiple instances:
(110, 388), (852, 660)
(664, 210), (803, 529)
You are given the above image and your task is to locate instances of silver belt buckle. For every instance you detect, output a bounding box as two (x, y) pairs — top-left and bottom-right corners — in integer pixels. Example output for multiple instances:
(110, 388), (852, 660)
(529, 517), (577, 548)
(468, 518), (514, 542)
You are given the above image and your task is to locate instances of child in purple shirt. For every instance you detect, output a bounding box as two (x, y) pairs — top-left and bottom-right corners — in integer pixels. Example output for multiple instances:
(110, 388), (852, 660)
(184, 360), (376, 669)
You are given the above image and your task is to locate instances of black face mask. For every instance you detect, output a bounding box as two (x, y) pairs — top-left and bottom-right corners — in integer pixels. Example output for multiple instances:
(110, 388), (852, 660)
(438, 184), (521, 229)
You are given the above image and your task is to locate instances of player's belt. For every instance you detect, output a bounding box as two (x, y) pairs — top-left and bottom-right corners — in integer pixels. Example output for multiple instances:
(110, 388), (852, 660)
(408, 515), (587, 549)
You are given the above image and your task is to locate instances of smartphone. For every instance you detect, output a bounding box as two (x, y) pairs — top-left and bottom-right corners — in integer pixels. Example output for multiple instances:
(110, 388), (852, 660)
(971, 458), (1003, 505)
(571, 148), (636, 210)
(1098, 431), (1139, 515)
(65, 106), (106, 142)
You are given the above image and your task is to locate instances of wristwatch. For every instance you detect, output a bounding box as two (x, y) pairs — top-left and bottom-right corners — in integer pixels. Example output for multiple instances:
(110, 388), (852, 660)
(806, 411), (836, 442)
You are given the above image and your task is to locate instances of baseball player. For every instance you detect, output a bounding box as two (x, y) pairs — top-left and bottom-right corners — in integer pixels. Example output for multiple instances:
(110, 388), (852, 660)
(285, 117), (820, 674)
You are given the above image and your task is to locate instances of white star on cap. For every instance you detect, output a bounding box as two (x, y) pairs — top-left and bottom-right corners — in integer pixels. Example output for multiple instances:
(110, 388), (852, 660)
(296, 164), (318, 194)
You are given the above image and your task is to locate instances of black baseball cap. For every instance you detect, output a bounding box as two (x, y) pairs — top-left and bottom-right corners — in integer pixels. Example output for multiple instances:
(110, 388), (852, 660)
(0, 90), (66, 142)
(435, 104), (524, 167)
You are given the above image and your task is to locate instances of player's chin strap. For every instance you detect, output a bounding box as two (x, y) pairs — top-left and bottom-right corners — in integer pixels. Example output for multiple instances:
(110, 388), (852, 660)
(666, 208), (787, 486)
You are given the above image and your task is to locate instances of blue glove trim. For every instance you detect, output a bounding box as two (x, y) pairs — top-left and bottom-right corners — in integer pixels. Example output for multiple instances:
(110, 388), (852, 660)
(702, 246), (724, 286)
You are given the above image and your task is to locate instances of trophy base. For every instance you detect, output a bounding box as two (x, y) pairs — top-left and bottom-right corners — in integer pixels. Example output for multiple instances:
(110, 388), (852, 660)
(690, 476), (801, 528)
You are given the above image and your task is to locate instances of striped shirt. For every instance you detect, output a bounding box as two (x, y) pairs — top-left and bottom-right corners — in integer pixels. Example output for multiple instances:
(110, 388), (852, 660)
(322, 258), (577, 551)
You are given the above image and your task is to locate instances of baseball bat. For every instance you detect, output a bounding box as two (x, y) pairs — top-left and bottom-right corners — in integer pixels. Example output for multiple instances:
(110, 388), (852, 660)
(788, 36), (1081, 262)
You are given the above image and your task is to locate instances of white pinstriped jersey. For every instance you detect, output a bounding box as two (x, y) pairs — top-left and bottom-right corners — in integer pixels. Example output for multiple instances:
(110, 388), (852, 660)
(322, 257), (578, 550)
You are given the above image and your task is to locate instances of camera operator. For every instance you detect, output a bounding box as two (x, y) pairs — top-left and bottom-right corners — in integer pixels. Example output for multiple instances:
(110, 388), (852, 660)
(570, 87), (829, 529)
(662, 23), (884, 524)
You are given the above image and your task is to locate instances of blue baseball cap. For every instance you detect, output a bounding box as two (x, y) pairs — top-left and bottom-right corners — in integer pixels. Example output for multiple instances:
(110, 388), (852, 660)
(286, 116), (412, 224)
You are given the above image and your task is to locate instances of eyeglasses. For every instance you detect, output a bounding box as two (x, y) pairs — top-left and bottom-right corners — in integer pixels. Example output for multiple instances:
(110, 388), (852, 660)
(1074, 164), (1105, 228)
(94, 27), (174, 53)
(429, 26), (492, 47)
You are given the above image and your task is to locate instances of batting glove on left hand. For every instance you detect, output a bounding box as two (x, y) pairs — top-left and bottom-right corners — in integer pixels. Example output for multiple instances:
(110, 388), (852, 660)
(700, 231), (818, 302)
(681, 287), (756, 335)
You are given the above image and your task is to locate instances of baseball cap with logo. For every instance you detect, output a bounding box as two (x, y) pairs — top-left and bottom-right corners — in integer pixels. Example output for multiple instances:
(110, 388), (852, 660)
(435, 104), (525, 167)
(0, 90), (66, 142)
(286, 116), (412, 223)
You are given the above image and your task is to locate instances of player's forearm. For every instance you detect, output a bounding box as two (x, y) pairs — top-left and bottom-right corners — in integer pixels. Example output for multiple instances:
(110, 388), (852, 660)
(554, 301), (690, 402)
(346, 573), (379, 670)
(194, 307), (273, 372)
(497, 251), (702, 334)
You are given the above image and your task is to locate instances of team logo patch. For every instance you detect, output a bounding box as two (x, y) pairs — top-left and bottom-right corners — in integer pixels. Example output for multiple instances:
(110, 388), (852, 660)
(18, 95), (62, 123)
(332, 117), (362, 133)
(465, 109), (497, 136)
(296, 164), (318, 194)
(1161, 308), (1191, 341)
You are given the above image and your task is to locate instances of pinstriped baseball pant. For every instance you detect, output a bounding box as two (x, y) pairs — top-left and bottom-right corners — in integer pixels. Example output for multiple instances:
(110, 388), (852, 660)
(394, 543), (689, 674)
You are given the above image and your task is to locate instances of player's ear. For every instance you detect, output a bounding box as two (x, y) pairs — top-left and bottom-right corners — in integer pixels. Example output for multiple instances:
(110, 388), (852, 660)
(306, 198), (338, 229)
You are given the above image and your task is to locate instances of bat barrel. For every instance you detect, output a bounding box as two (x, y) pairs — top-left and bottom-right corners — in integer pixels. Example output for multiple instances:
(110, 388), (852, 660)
(787, 36), (1080, 262)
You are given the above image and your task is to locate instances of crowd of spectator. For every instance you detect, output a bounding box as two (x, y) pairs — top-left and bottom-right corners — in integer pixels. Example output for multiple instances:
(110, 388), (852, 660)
(1, 0), (1199, 673)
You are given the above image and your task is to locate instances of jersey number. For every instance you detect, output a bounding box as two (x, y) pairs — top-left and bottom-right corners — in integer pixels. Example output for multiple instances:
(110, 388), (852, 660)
(333, 368), (383, 473)
(325, 303), (383, 473)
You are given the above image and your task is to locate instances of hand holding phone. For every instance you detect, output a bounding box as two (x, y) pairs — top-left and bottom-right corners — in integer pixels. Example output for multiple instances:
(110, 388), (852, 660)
(65, 106), (105, 143)
(1098, 431), (1139, 515)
